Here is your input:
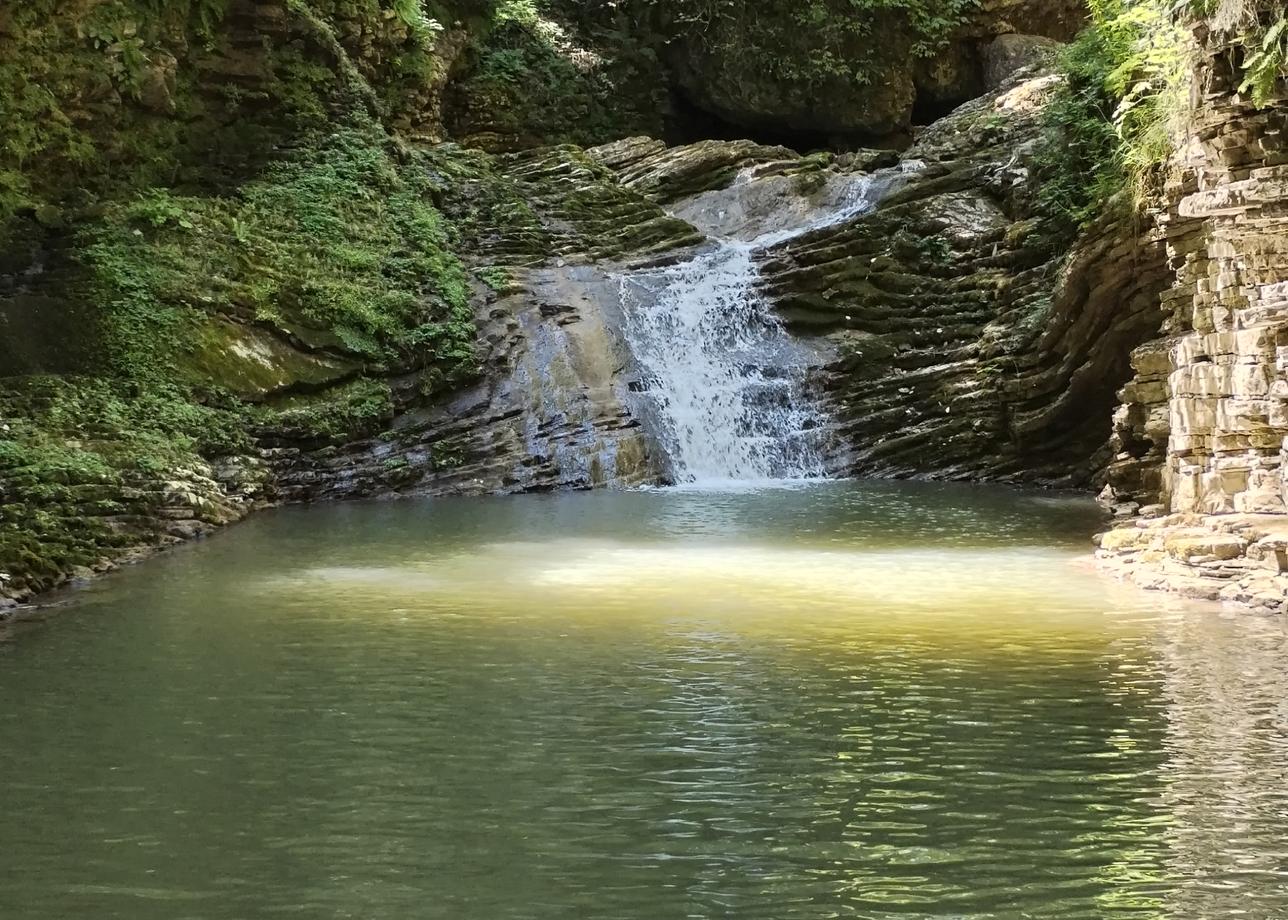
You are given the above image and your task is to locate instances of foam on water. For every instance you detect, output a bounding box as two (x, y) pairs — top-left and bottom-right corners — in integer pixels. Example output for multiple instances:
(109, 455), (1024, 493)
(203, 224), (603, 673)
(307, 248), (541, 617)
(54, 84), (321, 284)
(616, 170), (903, 485)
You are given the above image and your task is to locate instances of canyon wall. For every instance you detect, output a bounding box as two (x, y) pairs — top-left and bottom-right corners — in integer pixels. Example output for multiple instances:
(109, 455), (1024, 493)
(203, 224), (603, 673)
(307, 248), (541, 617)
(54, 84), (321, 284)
(7, 0), (1288, 613)
(1096, 23), (1288, 609)
(1108, 33), (1288, 517)
(756, 74), (1173, 487)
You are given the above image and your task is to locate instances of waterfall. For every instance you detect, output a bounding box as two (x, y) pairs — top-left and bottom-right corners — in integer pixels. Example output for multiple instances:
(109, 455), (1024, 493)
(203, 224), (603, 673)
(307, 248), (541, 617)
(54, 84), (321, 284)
(616, 171), (897, 486)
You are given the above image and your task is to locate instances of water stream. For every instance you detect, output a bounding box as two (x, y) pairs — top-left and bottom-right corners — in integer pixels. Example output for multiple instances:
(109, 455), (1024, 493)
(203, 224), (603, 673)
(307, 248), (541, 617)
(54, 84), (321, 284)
(616, 172), (902, 484)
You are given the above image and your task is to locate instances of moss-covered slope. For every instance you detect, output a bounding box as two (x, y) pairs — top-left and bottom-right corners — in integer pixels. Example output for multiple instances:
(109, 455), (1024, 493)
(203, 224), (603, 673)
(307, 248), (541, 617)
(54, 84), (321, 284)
(0, 0), (489, 603)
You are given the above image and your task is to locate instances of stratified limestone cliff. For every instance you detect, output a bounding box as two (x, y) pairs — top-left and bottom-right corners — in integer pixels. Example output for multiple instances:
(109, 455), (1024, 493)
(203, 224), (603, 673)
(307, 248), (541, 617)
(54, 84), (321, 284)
(1109, 46), (1288, 516)
(1097, 21), (1288, 610)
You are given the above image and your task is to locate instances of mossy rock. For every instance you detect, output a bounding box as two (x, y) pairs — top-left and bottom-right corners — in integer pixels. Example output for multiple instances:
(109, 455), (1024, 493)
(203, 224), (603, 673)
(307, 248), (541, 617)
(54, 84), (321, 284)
(180, 318), (360, 398)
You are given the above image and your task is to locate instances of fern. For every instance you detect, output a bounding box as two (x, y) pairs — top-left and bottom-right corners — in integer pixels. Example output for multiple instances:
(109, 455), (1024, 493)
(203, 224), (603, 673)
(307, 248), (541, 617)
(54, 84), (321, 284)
(1240, 18), (1288, 106)
(392, 0), (444, 49)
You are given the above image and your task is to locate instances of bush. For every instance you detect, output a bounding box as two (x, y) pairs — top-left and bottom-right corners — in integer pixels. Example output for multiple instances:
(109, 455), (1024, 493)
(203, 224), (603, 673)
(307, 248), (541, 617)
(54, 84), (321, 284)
(1033, 0), (1190, 233)
(1035, 0), (1287, 235)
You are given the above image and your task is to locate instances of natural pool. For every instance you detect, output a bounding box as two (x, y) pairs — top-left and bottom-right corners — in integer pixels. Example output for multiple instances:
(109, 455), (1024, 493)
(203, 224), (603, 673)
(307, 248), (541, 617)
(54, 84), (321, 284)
(2, 481), (1287, 919)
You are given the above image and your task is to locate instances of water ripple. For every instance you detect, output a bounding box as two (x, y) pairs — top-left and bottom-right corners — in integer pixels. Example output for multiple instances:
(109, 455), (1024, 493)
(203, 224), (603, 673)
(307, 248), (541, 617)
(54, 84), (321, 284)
(1, 484), (1287, 918)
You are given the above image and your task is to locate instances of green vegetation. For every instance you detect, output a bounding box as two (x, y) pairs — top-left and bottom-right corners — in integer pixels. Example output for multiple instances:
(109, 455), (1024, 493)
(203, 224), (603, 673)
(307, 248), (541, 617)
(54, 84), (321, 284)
(84, 126), (476, 378)
(1209, 0), (1288, 105)
(256, 378), (395, 443)
(0, 0), (491, 237)
(0, 0), (224, 230)
(891, 228), (953, 267)
(0, 0), (492, 597)
(1035, 0), (1287, 234)
(449, 0), (984, 148)
(448, 0), (666, 148)
(1033, 0), (1190, 231)
(4, 0), (1287, 601)
(0, 375), (250, 595)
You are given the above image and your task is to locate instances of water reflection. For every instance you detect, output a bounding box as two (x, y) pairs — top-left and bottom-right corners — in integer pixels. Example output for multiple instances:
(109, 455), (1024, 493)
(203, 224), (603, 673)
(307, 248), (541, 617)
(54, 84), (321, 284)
(0, 482), (1286, 919)
(1152, 611), (1288, 916)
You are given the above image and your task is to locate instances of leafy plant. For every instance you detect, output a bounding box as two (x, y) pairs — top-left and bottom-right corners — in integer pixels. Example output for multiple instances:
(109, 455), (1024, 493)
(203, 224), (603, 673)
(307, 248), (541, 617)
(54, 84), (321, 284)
(1240, 17), (1288, 105)
(393, 0), (446, 48)
(84, 126), (477, 379)
(1033, 0), (1193, 233)
(1034, 0), (1287, 237)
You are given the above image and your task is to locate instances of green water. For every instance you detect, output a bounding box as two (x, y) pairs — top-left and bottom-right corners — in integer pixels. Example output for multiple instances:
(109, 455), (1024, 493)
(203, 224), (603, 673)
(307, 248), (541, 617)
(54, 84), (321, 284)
(3, 481), (1288, 919)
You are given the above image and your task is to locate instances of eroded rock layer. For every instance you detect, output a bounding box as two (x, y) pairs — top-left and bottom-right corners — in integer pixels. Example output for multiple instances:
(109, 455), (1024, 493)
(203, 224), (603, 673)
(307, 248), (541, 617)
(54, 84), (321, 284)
(1098, 29), (1288, 610)
(754, 74), (1172, 486)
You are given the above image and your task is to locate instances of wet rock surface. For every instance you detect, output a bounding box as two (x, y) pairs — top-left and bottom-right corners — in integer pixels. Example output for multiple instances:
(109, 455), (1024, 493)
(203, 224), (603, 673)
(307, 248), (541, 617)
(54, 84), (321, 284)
(753, 72), (1172, 487)
(270, 140), (876, 500)
(269, 263), (660, 501)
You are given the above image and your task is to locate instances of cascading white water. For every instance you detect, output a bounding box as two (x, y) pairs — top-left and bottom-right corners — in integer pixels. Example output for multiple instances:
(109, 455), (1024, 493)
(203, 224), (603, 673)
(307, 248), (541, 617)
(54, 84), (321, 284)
(617, 171), (900, 486)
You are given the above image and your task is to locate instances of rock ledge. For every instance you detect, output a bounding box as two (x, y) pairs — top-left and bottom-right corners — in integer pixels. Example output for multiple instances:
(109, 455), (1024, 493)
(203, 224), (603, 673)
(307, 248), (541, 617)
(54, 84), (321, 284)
(1097, 512), (1288, 612)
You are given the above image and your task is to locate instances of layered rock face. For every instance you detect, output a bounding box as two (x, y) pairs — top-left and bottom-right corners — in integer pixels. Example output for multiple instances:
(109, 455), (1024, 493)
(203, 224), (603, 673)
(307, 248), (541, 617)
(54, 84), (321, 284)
(272, 139), (858, 500)
(1096, 31), (1288, 610)
(14, 0), (929, 610)
(269, 261), (663, 500)
(752, 73), (1172, 486)
(1109, 49), (1288, 515)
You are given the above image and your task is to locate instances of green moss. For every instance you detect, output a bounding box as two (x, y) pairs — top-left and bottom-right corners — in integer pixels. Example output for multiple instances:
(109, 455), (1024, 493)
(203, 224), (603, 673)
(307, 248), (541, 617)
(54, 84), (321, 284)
(0, 376), (247, 474)
(0, 2), (499, 596)
(0, 375), (249, 594)
(0, 0), (491, 240)
(0, 0), (235, 233)
(428, 145), (553, 263)
(80, 127), (477, 381)
(255, 377), (395, 444)
(185, 319), (361, 398)
(447, 0), (667, 149)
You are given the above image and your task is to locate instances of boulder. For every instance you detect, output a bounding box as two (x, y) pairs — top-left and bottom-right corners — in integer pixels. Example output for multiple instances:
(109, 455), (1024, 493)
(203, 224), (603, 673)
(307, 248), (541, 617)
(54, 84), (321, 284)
(666, 12), (919, 138)
(1163, 531), (1248, 561)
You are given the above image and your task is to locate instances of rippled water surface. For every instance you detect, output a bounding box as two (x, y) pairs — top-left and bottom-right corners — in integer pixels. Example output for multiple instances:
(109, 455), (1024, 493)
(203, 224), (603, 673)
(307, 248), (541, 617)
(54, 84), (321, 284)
(3, 481), (1288, 919)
